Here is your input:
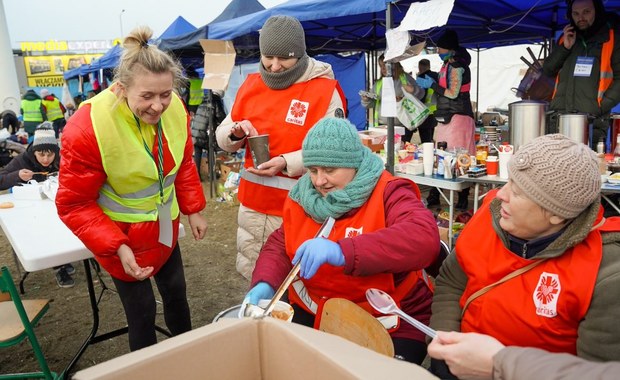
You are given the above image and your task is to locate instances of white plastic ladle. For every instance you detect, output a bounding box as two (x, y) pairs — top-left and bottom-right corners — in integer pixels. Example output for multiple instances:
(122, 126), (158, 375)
(365, 288), (437, 339)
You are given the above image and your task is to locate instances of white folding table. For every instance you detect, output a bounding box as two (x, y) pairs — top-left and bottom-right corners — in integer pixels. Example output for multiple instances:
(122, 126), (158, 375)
(0, 193), (180, 378)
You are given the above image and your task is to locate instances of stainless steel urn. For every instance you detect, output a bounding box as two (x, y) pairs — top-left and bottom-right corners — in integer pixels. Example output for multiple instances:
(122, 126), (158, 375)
(559, 113), (589, 145)
(508, 100), (547, 151)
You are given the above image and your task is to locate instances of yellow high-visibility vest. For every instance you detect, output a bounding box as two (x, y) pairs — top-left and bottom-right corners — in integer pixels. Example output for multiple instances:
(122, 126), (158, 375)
(85, 87), (187, 222)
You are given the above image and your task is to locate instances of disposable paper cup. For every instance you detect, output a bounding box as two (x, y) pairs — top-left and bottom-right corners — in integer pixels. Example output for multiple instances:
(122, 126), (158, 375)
(248, 134), (270, 167)
(499, 151), (512, 179)
(422, 142), (434, 176)
(486, 156), (498, 176)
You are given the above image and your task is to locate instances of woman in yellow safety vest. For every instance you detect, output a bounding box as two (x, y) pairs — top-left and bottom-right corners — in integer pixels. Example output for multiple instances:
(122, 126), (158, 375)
(56, 26), (208, 352)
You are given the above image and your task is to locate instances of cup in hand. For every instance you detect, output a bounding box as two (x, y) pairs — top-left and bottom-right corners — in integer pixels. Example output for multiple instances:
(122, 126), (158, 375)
(486, 156), (499, 176)
(248, 134), (270, 167)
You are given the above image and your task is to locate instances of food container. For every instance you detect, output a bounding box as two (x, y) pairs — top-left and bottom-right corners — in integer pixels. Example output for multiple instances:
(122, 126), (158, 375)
(508, 100), (547, 151)
(559, 113), (589, 145)
(213, 300), (294, 323)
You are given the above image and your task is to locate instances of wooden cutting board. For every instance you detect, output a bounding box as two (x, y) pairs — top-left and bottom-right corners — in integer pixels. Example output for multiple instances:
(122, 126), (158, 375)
(319, 298), (394, 358)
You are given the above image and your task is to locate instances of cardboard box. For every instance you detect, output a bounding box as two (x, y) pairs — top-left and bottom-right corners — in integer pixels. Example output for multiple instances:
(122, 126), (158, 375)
(74, 318), (437, 380)
(200, 40), (236, 91)
(219, 162), (242, 183)
(369, 125), (406, 137)
(438, 226), (449, 245)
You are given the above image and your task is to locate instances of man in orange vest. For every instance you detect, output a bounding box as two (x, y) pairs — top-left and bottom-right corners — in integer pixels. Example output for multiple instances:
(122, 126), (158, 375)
(429, 134), (620, 378)
(543, 0), (620, 146)
(215, 15), (346, 281)
(243, 117), (440, 364)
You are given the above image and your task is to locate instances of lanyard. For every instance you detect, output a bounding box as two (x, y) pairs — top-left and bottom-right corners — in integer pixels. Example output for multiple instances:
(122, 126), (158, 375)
(134, 115), (165, 203)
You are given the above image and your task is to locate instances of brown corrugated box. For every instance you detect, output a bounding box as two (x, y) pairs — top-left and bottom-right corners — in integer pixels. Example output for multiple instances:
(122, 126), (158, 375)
(73, 318), (437, 380)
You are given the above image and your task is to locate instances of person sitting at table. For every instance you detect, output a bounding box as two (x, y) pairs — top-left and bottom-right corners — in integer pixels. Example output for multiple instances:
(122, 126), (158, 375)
(56, 26), (208, 351)
(0, 121), (75, 288)
(243, 117), (440, 364)
(429, 134), (620, 378)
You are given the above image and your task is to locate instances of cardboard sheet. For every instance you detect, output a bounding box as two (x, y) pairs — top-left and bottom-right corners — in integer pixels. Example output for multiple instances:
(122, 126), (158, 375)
(74, 318), (438, 380)
(200, 39), (236, 91)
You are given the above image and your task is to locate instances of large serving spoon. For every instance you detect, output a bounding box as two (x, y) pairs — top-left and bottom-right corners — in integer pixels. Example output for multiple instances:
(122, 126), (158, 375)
(365, 288), (437, 339)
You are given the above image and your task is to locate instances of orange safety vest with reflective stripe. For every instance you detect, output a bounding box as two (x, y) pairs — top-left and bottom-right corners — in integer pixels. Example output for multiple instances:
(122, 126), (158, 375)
(552, 29), (614, 106)
(457, 190), (620, 354)
(233, 73), (342, 216)
(283, 171), (425, 328)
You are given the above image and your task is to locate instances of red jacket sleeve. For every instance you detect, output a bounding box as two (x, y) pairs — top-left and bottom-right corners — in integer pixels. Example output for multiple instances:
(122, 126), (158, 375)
(339, 178), (440, 276)
(55, 104), (131, 257)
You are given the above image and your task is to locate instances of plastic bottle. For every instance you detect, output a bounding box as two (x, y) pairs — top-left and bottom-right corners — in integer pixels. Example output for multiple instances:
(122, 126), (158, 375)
(597, 138), (605, 154)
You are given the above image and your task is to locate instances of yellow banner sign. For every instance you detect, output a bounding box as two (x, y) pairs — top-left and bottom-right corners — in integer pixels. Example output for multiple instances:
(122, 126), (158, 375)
(23, 54), (103, 77)
(23, 54), (103, 87)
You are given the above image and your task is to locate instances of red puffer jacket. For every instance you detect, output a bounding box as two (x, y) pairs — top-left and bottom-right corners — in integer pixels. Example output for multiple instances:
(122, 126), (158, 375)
(56, 103), (206, 281)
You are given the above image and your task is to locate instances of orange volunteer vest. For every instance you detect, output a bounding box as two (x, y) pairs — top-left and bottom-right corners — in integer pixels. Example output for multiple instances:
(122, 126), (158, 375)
(456, 191), (619, 354)
(283, 172), (423, 323)
(233, 74), (342, 216)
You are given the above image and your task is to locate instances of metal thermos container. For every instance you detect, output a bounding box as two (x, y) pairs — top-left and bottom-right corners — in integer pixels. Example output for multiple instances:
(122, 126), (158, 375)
(559, 113), (589, 145)
(508, 100), (547, 151)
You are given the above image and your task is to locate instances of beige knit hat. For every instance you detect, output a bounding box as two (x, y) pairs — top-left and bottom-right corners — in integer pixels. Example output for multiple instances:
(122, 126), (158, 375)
(259, 15), (306, 59)
(508, 134), (600, 219)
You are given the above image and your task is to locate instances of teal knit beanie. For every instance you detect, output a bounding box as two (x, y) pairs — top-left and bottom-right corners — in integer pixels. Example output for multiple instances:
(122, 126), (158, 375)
(303, 117), (365, 168)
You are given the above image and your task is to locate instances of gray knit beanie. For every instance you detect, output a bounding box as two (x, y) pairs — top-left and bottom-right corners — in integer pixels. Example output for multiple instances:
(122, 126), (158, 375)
(32, 121), (58, 153)
(259, 15), (306, 58)
(303, 118), (364, 168)
(508, 134), (600, 219)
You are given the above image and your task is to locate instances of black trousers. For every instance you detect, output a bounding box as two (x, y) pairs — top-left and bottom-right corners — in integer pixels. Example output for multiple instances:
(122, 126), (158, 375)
(112, 244), (191, 351)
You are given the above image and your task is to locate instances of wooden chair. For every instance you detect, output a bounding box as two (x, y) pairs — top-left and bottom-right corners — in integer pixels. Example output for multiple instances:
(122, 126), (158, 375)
(0, 266), (57, 379)
(319, 298), (395, 357)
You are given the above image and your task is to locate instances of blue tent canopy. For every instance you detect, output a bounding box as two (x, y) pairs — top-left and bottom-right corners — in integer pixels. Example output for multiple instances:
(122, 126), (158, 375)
(158, 16), (197, 39)
(208, 0), (620, 57)
(157, 0), (265, 56)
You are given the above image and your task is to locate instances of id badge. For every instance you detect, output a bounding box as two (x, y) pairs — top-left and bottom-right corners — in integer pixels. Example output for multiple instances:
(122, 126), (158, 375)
(574, 56), (594, 77)
(157, 202), (173, 247)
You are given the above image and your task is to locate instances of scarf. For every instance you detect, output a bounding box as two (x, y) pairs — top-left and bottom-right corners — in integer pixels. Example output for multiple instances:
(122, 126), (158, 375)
(259, 54), (309, 90)
(289, 149), (385, 222)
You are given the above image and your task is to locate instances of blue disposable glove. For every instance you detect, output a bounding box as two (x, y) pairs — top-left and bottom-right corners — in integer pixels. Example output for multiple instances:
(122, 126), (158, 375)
(292, 238), (345, 279)
(416, 76), (435, 89)
(245, 282), (275, 305)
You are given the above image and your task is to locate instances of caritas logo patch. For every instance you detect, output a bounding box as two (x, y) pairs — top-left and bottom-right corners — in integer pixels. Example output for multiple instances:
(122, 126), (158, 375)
(345, 227), (363, 238)
(532, 272), (561, 318)
(285, 99), (309, 126)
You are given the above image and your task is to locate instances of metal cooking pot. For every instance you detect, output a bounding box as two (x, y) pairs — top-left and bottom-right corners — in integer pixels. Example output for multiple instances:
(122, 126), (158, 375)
(508, 100), (547, 151)
(559, 113), (589, 145)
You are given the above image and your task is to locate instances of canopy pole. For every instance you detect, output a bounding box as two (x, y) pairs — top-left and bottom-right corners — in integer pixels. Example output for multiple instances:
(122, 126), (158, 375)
(386, 1), (395, 175)
(476, 46), (480, 119)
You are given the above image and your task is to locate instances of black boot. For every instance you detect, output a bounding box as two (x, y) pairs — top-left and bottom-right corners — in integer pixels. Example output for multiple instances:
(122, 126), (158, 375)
(426, 188), (441, 207)
(456, 188), (470, 210)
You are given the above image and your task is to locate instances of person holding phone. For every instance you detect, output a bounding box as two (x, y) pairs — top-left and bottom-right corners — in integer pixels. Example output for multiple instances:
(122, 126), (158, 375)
(542, 0), (620, 146)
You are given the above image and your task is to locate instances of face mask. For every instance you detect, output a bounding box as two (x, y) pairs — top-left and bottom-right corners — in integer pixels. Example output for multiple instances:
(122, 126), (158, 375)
(439, 52), (452, 61)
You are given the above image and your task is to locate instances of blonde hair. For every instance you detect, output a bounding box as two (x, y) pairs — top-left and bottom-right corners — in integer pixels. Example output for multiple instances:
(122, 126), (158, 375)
(113, 26), (186, 99)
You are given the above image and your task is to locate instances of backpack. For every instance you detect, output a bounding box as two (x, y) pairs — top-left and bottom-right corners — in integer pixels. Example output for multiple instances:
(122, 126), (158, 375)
(190, 93), (227, 149)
